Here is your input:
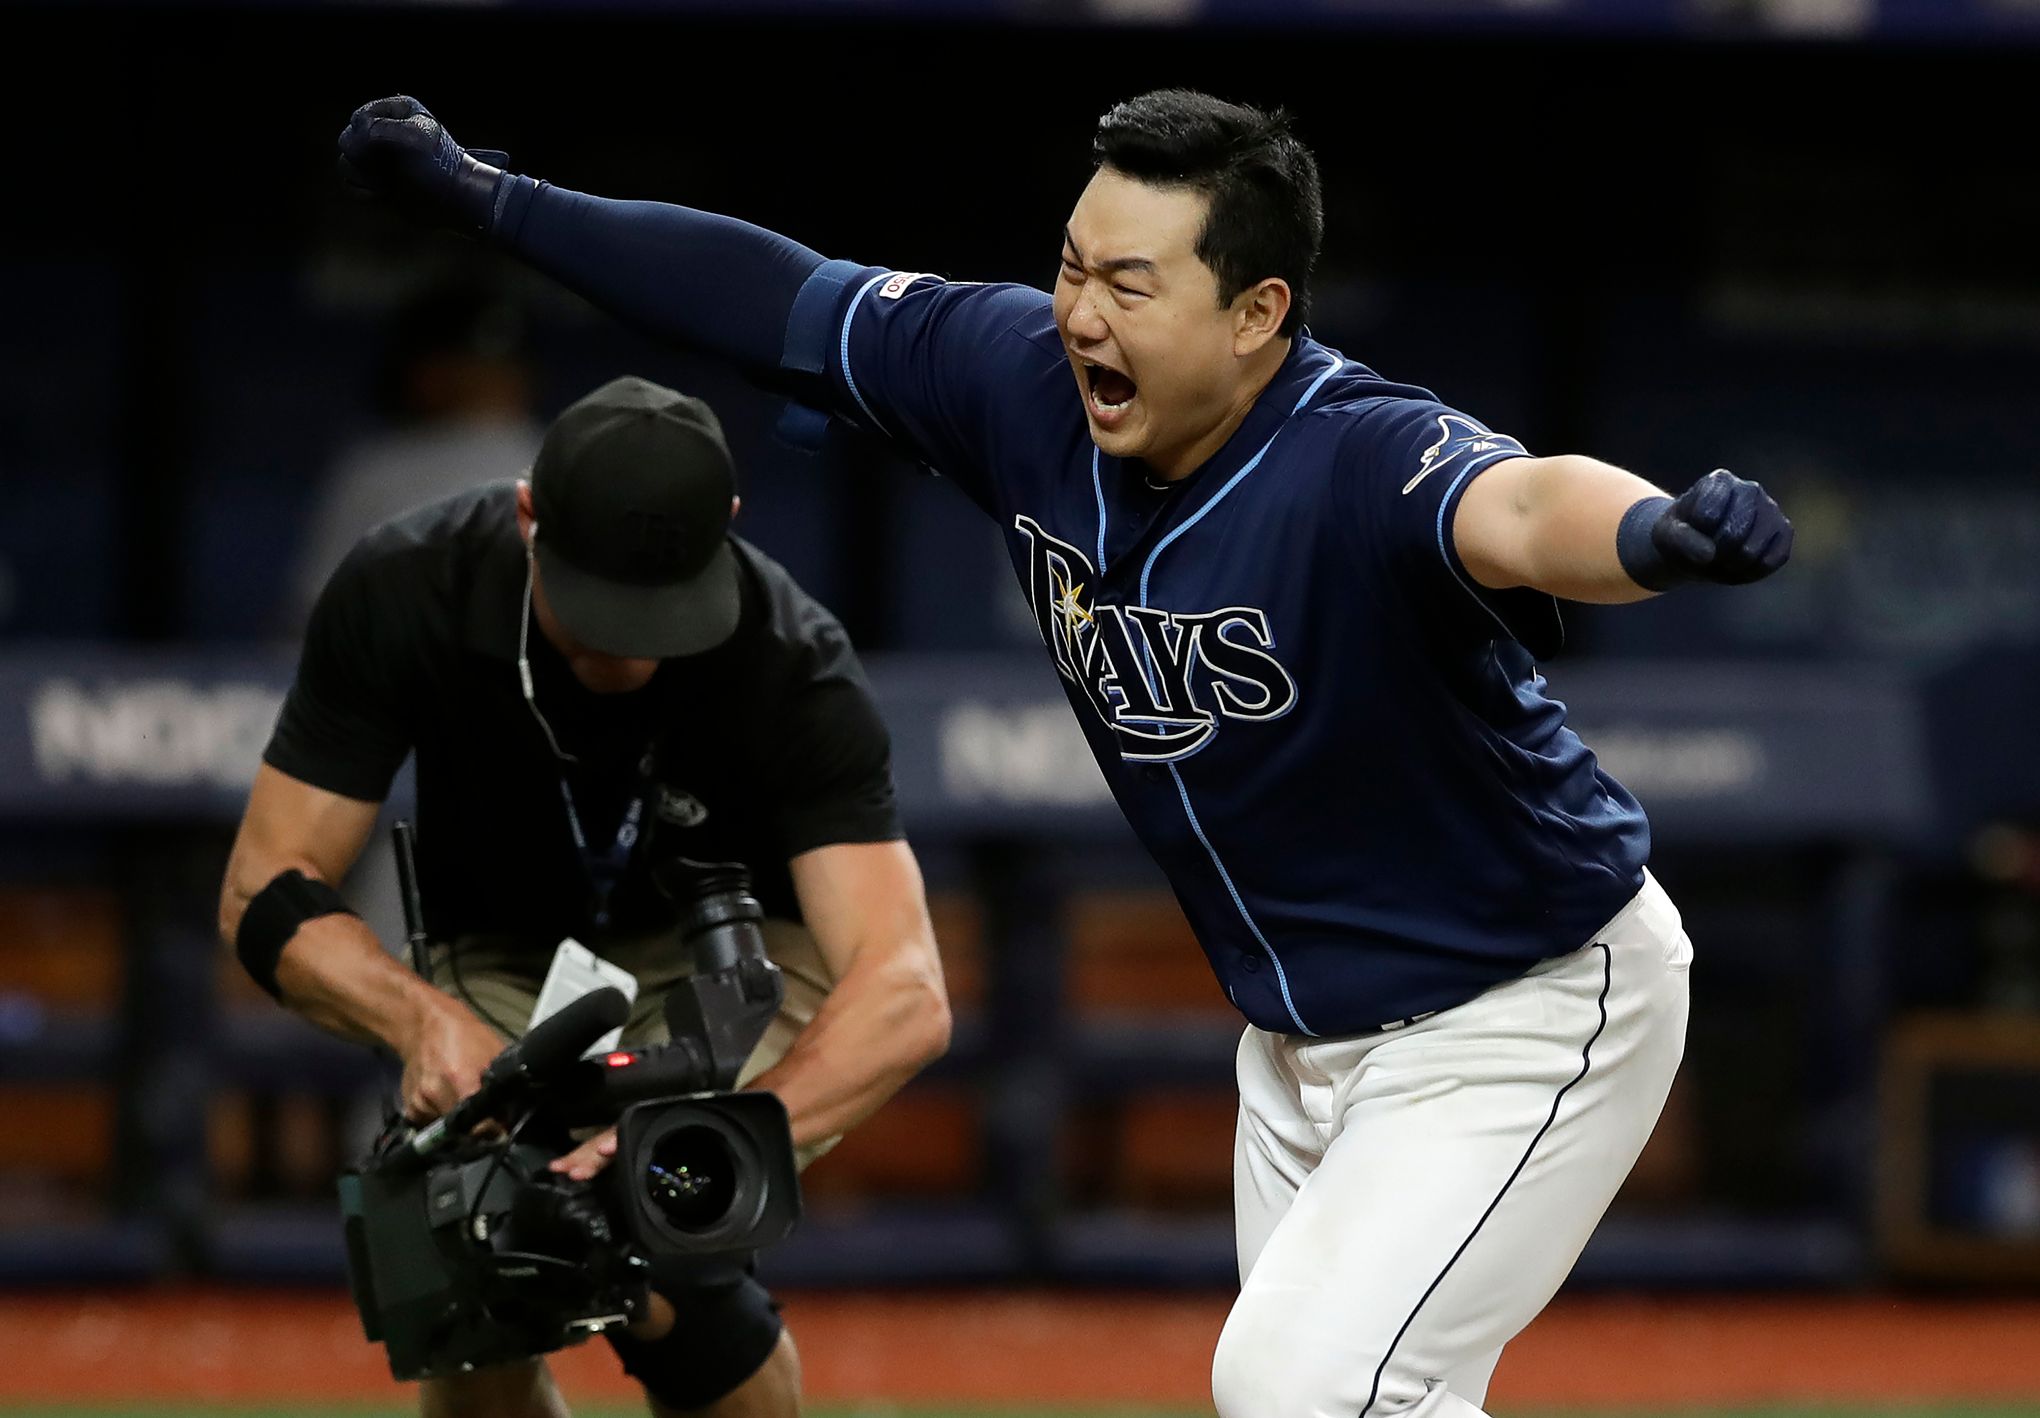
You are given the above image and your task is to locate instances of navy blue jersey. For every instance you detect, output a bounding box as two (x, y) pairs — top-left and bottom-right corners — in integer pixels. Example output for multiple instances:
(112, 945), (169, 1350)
(787, 264), (1649, 1036)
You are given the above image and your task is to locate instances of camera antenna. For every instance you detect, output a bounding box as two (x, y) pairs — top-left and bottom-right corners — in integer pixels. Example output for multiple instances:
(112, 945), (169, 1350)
(392, 819), (430, 979)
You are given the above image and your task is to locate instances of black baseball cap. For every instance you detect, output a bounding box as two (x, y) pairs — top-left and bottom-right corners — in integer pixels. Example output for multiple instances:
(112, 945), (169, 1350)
(529, 376), (740, 658)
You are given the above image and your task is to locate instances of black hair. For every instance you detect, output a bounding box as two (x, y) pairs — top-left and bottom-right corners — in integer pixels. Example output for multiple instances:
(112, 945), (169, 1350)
(1092, 89), (1323, 337)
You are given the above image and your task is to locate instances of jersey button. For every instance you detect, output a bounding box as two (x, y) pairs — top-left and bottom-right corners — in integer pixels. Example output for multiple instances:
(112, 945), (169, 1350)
(1143, 766), (1166, 783)
(1240, 951), (1262, 973)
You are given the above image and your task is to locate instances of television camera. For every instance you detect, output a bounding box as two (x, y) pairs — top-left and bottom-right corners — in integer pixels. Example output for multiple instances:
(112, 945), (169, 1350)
(338, 846), (801, 1381)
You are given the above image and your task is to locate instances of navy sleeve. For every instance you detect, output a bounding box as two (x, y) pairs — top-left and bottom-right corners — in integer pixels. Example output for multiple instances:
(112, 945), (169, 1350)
(490, 182), (1060, 497)
(494, 180), (826, 393)
(782, 267), (1060, 513)
(1337, 400), (1564, 659)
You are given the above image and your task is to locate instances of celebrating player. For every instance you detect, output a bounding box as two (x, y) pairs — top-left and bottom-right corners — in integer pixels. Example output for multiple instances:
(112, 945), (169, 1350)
(339, 89), (1792, 1418)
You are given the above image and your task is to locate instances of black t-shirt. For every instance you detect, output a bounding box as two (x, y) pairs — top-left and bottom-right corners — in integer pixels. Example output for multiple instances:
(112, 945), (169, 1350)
(264, 482), (902, 946)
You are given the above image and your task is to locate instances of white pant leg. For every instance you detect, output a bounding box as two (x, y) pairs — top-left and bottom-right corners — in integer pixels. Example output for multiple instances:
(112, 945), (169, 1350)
(1233, 1020), (1331, 1283)
(1439, 1349), (1503, 1411)
(1213, 874), (1691, 1418)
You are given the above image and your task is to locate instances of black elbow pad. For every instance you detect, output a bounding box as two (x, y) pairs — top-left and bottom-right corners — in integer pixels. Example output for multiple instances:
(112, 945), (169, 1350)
(236, 870), (357, 999)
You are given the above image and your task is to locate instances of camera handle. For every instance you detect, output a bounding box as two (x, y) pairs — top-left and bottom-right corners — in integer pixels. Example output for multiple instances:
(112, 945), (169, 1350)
(661, 957), (783, 1094)
(656, 857), (786, 1093)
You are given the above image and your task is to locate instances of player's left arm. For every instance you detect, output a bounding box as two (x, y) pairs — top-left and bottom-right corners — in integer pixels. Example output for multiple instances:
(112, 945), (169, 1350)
(1453, 457), (1794, 603)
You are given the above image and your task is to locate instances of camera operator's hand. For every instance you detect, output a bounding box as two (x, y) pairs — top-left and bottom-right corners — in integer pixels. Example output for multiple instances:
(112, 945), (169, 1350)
(400, 994), (509, 1124)
(550, 1126), (619, 1183)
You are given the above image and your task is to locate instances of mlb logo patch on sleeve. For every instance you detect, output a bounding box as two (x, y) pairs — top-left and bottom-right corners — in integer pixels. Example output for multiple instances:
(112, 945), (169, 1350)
(878, 271), (936, 300)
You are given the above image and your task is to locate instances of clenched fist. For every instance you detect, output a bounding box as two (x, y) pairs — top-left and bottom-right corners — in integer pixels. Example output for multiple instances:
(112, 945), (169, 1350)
(337, 95), (509, 236)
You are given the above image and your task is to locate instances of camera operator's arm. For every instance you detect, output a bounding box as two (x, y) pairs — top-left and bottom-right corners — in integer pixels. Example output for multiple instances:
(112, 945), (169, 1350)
(554, 593), (944, 1182)
(219, 764), (506, 1123)
(754, 839), (951, 1148)
(553, 838), (948, 1181)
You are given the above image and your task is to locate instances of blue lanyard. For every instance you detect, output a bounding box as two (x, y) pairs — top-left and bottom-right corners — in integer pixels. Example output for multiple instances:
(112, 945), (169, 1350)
(555, 774), (647, 930)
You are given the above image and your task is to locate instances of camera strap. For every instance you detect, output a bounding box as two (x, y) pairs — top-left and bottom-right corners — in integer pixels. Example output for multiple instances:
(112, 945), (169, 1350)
(555, 771), (648, 931)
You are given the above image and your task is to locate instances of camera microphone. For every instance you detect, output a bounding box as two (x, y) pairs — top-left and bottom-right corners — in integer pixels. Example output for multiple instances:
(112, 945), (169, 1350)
(405, 986), (632, 1165)
(495, 986), (634, 1084)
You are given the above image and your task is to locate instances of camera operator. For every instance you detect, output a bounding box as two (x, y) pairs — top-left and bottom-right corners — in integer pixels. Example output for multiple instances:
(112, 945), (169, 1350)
(218, 375), (952, 1418)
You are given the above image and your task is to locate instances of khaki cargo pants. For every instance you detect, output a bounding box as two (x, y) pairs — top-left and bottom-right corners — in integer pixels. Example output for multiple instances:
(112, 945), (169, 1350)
(429, 919), (840, 1168)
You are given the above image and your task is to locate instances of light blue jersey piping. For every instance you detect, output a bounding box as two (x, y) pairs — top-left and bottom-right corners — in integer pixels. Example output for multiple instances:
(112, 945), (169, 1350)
(1126, 353), (1347, 1037)
(837, 272), (894, 434)
(1090, 447), (1108, 576)
(1433, 455), (1535, 642)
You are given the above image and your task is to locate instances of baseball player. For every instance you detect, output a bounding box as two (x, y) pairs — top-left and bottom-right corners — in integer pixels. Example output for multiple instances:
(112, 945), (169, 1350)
(339, 89), (1792, 1418)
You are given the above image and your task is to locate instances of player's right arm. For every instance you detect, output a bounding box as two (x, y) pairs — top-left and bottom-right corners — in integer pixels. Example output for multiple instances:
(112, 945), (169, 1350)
(338, 97), (1050, 502)
(339, 96), (822, 385)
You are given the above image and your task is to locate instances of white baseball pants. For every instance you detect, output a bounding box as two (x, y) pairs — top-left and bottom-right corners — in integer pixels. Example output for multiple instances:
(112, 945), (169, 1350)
(1214, 870), (1692, 1418)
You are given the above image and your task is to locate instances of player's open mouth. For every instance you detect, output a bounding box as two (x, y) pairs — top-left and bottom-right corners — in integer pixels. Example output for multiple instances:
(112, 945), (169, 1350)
(1082, 360), (1139, 427)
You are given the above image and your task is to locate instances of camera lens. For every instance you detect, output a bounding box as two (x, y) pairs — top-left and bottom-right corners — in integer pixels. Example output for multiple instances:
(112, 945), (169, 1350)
(644, 1126), (740, 1232)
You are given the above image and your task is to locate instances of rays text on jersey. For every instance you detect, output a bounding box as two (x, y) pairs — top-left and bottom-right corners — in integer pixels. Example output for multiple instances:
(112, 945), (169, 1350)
(1015, 516), (1297, 763)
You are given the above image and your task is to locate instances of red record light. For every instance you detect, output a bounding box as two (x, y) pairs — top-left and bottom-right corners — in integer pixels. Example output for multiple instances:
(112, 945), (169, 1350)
(604, 1052), (635, 1068)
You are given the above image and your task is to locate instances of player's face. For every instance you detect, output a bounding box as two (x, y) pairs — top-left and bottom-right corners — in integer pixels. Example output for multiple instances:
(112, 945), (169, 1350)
(1055, 169), (1260, 476)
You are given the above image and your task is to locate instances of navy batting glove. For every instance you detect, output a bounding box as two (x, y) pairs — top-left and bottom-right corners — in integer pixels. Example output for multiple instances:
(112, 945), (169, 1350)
(1618, 469), (1793, 591)
(337, 96), (509, 237)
